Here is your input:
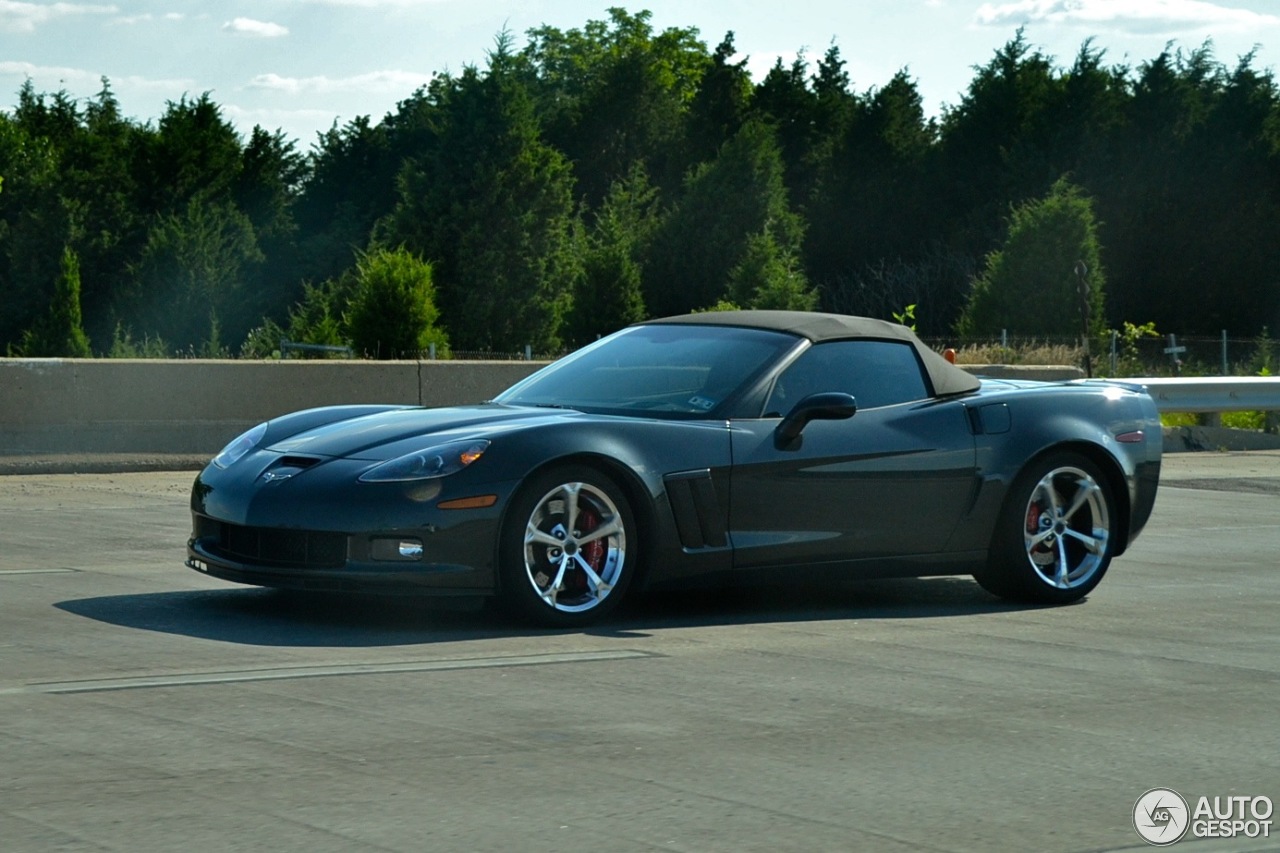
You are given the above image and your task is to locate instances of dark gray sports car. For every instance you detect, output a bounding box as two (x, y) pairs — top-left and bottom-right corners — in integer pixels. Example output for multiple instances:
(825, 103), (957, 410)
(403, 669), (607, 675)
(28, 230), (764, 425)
(187, 310), (1162, 626)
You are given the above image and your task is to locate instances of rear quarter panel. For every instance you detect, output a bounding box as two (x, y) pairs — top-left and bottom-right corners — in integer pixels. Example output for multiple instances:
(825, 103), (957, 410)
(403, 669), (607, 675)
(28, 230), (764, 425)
(950, 381), (1162, 556)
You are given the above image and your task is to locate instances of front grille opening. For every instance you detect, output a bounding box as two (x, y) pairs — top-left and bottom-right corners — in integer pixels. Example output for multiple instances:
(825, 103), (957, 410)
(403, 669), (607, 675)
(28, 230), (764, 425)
(199, 517), (347, 568)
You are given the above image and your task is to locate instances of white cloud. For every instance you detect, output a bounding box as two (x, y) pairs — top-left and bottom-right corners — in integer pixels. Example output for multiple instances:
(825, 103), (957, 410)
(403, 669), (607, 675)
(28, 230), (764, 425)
(975, 0), (1280, 35)
(289, 0), (447, 6)
(111, 12), (184, 26)
(223, 17), (288, 38)
(0, 0), (117, 33)
(247, 69), (435, 95)
(221, 103), (346, 139)
(0, 59), (98, 87)
(0, 60), (193, 93)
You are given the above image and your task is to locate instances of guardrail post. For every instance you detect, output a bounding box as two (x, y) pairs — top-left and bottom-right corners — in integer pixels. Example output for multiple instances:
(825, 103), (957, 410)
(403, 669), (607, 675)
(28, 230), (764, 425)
(1164, 334), (1186, 376)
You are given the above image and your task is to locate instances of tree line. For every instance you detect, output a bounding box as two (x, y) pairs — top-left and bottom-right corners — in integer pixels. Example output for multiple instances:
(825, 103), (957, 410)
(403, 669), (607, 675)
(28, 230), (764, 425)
(2, 8), (1279, 359)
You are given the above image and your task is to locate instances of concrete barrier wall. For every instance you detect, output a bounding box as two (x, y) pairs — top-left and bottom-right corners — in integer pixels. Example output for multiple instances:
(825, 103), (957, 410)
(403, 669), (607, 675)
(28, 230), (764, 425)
(0, 359), (547, 455)
(0, 358), (1082, 456)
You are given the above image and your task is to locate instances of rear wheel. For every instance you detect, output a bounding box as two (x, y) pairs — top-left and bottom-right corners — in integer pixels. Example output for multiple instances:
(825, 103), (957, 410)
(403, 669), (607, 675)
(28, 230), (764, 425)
(499, 465), (636, 627)
(975, 452), (1116, 604)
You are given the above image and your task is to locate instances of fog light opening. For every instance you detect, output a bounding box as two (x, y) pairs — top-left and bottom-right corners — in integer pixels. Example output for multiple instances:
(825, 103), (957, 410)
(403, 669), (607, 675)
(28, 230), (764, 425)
(371, 537), (424, 562)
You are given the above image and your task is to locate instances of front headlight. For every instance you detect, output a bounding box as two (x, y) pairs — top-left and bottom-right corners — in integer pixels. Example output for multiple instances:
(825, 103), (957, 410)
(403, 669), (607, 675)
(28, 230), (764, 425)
(358, 439), (490, 483)
(212, 422), (268, 469)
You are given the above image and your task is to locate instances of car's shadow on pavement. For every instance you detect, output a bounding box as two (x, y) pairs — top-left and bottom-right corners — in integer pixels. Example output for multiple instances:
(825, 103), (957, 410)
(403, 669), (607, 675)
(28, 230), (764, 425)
(54, 575), (1051, 648)
(618, 577), (1044, 633)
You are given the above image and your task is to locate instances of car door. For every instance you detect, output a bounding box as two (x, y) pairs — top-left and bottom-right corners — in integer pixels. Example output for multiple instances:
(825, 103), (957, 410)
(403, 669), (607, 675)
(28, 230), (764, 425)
(728, 339), (978, 570)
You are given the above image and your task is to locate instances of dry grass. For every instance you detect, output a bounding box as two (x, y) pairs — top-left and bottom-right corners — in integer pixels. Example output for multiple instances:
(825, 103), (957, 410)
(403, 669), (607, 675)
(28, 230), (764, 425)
(943, 341), (1084, 366)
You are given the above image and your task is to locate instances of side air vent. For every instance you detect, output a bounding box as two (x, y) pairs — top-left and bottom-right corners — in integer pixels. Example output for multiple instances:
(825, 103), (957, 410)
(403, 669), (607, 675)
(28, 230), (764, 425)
(664, 469), (728, 549)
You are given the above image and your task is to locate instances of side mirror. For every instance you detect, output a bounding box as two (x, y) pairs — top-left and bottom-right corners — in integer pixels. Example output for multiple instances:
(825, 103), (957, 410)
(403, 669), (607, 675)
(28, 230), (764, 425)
(775, 391), (857, 447)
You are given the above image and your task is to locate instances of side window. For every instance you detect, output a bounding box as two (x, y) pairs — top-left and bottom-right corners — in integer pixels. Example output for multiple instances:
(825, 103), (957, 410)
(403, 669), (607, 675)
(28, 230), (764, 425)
(764, 340), (930, 415)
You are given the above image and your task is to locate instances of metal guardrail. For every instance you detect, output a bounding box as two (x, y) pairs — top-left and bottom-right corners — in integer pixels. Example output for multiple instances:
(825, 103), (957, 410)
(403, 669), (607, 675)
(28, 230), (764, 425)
(1130, 377), (1280, 413)
(280, 339), (353, 359)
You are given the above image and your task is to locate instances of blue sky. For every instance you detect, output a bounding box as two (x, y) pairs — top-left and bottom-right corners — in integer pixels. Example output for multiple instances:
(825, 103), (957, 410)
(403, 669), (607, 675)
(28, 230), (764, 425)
(3, 0), (1280, 149)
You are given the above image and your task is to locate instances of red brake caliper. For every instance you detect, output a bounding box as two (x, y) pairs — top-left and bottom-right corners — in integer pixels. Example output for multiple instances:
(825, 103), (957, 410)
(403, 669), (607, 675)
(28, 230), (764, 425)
(574, 507), (605, 591)
(1026, 501), (1055, 566)
(1026, 502), (1041, 534)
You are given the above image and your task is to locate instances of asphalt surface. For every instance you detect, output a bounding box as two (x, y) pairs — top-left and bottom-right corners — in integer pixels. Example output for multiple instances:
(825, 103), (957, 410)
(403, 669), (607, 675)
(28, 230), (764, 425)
(2, 453), (1279, 852)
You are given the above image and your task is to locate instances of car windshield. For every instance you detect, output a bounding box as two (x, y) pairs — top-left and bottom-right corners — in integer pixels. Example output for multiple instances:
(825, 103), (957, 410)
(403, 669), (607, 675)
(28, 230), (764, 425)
(495, 323), (799, 416)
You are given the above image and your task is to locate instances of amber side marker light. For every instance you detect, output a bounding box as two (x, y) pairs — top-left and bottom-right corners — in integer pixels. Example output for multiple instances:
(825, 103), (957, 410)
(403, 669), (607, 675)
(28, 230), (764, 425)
(438, 494), (499, 510)
(1116, 430), (1145, 443)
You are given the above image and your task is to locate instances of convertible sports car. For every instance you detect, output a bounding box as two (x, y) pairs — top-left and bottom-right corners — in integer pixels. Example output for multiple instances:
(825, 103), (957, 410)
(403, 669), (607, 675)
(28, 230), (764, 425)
(187, 310), (1162, 626)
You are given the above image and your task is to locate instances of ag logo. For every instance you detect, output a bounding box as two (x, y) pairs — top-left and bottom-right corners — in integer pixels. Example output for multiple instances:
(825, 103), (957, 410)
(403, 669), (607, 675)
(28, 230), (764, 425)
(1134, 788), (1190, 845)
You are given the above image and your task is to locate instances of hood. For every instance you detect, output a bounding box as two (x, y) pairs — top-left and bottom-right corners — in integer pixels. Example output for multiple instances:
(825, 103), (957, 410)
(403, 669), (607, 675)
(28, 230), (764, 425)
(266, 403), (578, 461)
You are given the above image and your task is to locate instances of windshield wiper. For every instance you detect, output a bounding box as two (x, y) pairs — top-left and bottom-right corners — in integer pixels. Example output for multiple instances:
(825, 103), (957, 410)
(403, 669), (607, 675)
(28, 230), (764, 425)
(521, 402), (580, 411)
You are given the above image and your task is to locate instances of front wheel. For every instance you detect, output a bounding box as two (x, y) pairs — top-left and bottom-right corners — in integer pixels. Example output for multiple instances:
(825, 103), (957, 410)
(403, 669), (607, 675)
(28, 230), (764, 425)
(975, 452), (1116, 604)
(499, 465), (637, 627)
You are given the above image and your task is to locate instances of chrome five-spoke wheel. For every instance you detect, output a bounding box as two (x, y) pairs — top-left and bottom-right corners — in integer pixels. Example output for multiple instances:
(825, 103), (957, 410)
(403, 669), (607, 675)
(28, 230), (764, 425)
(1022, 465), (1110, 590)
(501, 465), (636, 626)
(976, 451), (1117, 603)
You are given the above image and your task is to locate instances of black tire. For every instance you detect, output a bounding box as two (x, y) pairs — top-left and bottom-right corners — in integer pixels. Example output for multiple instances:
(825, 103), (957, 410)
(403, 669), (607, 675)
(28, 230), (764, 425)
(498, 465), (637, 627)
(975, 451), (1116, 604)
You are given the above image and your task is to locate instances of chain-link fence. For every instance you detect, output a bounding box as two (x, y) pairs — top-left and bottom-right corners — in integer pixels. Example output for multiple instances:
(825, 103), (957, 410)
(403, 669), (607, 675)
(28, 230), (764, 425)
(920, 330), (1280, 379)
(277, 328), (1279, 378)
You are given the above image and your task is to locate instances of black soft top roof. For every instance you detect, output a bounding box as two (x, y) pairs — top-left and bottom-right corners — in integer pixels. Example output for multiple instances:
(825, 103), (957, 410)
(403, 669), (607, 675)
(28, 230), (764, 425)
(643, 310), (981, 397)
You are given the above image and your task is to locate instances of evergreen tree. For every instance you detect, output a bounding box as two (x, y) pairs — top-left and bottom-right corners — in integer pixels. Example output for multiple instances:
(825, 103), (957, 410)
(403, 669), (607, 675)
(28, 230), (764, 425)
(125, 196), (263, 352)
(806, 70), (940, 315)
(380, 36), (578, 352)
(726, 230), (818, 311)
(0, 91), (79, 350)
(63, 80), (147, 346)
(565, 165), (656, 345)
(345, 246), (448, 359)
(234, 127), (306, 324)
(644, 118), (805, 315)
(937, 30), (1064, 256)
(750, 53), (817, 206)
(11, 245), (92, 356)
(681, 33), (752, 169)
(284, 278), (354, 350)
(1097, 46), (1280, 333)
(137, 94), (242, 215)
(294, 114), (400, 289)
(522, 8), (708, 204)
(957, 178), (1105, 339)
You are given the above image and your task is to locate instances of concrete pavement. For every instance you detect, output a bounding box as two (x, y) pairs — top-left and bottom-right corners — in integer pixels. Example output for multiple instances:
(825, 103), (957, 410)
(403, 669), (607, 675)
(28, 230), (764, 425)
(0, 456), (1278, 852)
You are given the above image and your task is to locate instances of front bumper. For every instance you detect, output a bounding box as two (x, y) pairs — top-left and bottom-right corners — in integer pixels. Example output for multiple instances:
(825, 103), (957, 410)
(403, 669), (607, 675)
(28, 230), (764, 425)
(186, 523), (492, 595)
(186, 452), (520, 594)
